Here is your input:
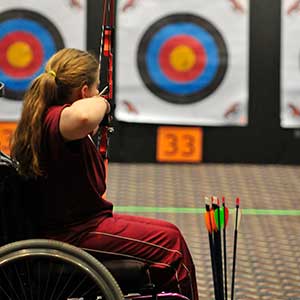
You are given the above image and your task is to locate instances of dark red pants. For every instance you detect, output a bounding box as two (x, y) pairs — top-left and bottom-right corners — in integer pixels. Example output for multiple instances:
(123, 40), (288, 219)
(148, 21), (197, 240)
(47, 213), (199, 300)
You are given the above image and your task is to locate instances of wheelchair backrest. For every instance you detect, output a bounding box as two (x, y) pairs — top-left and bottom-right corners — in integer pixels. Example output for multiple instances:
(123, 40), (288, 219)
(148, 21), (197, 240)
(0, 150), (38, 246)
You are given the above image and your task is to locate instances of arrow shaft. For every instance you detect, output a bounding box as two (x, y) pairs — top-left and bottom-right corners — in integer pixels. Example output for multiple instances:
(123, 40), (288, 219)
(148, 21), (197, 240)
(231, 205), (240, 300)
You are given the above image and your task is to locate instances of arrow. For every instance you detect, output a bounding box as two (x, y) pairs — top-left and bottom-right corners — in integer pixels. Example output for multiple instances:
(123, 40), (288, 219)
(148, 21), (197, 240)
(205, 197), (219, 300)
(231, 197), (241, 300)
(212, 197), (224, 300)
(222, 197), (229, 300)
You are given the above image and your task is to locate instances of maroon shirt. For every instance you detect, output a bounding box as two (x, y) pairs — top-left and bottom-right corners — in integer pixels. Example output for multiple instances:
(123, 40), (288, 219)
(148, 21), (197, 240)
(37, 105), (113, 231)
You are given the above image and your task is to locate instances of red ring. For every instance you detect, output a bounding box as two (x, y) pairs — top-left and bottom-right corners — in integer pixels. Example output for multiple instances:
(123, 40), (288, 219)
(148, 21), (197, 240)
(0, 31), (44, 78)
(159, 34), (207, 82)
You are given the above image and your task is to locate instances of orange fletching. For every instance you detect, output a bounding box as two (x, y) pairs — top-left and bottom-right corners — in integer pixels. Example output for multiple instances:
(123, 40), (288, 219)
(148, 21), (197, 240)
(205, 212), (212, 233)
(210, 209), (217, 231)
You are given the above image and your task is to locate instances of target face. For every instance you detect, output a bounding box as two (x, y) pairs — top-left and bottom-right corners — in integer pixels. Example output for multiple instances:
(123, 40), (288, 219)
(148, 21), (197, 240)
(137, 14), (228, 104)
(0, 9), (64, 100)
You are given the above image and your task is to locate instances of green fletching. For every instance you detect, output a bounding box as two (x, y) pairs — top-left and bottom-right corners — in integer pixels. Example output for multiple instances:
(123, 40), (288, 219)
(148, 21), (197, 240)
(214, 207), (225, 230)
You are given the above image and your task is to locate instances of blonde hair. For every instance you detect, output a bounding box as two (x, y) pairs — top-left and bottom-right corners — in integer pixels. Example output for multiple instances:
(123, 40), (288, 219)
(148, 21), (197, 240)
(10, 48), (99, 178)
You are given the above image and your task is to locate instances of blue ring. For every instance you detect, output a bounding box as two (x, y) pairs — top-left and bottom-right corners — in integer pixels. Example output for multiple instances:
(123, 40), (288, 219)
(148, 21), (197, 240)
(0, 18), (56, 91)
(145, 22), (219, 95)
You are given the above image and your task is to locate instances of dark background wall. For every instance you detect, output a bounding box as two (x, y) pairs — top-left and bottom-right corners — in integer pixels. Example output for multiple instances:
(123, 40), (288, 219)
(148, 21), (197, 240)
(87, 0), (300, 164)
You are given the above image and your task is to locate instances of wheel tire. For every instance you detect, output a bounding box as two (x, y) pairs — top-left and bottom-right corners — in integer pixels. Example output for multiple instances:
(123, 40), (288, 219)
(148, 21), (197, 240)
(0, 239), (124, 300)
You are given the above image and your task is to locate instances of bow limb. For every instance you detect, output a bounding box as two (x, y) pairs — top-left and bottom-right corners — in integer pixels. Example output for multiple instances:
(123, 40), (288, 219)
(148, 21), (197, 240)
(95, 0), (115, 192)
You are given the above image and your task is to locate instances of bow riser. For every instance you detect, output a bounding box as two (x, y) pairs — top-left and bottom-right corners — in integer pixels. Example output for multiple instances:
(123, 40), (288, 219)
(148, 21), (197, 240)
(97, 0), (115, 160)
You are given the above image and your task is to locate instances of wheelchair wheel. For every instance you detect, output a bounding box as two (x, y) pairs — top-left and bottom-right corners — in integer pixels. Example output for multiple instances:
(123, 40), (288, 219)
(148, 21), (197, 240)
(0, 239), (124, 300)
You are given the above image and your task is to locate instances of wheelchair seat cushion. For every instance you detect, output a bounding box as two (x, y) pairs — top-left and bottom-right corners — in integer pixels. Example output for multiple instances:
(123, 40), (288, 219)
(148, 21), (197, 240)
(101, 259), (154, 294)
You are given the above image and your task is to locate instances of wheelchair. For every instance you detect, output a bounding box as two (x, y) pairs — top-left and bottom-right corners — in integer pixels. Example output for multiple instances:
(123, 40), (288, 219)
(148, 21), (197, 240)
(0, 80), (190, 300)
(0, 150), (189, 300)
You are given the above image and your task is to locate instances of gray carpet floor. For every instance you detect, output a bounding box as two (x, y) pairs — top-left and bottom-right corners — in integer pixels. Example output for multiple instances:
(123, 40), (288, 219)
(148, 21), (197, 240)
(106, 163), (300, 300)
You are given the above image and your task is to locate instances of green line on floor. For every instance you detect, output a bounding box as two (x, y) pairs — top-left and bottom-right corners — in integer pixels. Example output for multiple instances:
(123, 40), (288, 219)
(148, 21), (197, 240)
(115, 206), (300, 216)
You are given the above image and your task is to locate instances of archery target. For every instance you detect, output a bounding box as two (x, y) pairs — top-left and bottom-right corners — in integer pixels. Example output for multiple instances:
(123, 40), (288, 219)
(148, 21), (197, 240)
(137, 14), (228, 104)
(116, 0), (249, 126)
(281, 0), (300, 127)
(0, 9), (64, 100)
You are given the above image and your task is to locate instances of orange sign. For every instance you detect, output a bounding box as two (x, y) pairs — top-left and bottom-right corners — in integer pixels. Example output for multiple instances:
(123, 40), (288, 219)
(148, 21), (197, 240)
(0, 122), (17, 155)
(156, 126), (203, 162)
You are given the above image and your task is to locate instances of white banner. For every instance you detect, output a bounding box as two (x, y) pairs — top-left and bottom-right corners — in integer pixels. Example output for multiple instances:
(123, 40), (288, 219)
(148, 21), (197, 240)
(115, 0), (249, 126)
(0, 0), (86, 121)
(281, 0), (300, 128)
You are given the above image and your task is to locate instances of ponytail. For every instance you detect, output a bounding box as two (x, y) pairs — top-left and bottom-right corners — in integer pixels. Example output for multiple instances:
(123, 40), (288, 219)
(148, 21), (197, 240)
(11, 72), (58, 178)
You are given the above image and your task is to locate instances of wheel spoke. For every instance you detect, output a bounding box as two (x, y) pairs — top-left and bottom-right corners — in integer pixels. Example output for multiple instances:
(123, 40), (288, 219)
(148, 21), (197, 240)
(0, 240), (123, 300)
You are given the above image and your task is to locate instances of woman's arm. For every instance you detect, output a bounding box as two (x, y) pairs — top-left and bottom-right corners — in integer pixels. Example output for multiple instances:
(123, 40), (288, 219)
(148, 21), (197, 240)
(59, 96), (110, 141)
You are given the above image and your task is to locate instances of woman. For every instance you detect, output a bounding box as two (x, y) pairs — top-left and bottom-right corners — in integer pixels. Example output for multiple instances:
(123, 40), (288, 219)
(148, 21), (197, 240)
(11, 48), (198, 300)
